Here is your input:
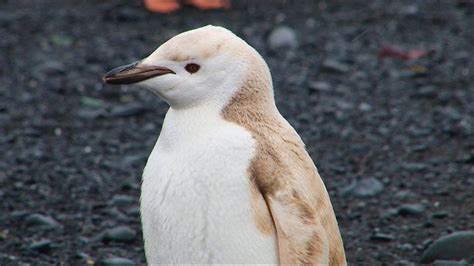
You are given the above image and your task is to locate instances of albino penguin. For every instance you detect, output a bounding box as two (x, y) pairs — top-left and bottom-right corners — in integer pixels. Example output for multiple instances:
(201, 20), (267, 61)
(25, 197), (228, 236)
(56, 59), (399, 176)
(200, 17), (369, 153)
(104, 25), (346, 265)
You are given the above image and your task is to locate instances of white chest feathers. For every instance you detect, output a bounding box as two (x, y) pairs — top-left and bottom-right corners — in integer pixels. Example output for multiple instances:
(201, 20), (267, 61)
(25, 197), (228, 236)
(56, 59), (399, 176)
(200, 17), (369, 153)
(140, 107), (277, 264)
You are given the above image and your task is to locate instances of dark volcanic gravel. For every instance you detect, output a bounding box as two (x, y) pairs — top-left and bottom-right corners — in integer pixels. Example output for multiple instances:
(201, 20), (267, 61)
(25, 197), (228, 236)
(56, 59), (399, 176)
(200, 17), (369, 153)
(1, 0), (473, 264)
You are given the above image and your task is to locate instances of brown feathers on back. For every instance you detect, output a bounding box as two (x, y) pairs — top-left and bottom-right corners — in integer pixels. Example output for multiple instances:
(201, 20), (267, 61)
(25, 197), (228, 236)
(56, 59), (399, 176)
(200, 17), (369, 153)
(221, 53), (346, 265)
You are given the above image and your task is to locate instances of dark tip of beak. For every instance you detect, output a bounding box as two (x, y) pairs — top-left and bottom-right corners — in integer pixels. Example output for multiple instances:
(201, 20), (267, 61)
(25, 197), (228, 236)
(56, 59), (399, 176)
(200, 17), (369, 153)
(103, 61), (175, 85)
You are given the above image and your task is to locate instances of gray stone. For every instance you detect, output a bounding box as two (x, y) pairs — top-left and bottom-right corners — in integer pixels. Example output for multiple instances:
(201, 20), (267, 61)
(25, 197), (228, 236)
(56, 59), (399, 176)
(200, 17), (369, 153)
(421, 231), (474, 263)
(398, 203), (425, 216)
(308, 81), (331, 92)
(29, 239), (53, 252)
(107, 103), (148, 118)
(100, 257), (135, 266)
(33, 60), (65, 78)
(126, 206), (140, 216)
(432, 260), (468, 266)
(108, 195), (135, 206)
(381, 208), (399, 219)
(25, 214), (61, 229)
(370, 233), (395, 241)
(267, 26), (298, 51)
(104, 226), (136, 242)
(403, 162), (428, 172)
(432, 211), (450, 219)
(321, 59), (350, 73)
(341, 178), (384, 197)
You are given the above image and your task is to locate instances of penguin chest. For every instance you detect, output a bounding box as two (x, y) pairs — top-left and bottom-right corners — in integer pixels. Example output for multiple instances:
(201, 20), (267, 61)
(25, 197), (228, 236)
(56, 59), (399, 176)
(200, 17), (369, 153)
(140, 124), (277, 264)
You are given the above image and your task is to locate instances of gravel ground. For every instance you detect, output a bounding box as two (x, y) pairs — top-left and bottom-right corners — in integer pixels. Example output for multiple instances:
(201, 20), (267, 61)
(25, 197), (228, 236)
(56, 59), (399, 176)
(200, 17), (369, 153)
(1, 0), (473, 265)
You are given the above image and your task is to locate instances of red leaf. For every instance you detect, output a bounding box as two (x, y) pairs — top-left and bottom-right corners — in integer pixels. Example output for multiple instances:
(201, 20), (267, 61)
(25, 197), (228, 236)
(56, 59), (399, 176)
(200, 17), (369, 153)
(378, 46), (433, 60)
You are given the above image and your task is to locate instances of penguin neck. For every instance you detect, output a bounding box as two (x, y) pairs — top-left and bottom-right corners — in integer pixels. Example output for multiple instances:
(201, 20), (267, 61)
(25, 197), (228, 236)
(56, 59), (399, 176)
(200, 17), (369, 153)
(221, 73), (280, 127)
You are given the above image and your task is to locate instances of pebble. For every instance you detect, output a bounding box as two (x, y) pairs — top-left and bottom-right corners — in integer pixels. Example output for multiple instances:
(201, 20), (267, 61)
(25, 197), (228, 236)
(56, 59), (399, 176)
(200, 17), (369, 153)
(432, 260), (468, 266)
(107, 103), (148, 118)
(308, 81), (331, 92)
(267, 26), (298, 51)
(122, 153), (146, 167)
(421, 231), (474, 263)
(29, 239), (53, 252)
(432, 211), (449, 219)
(33, 60), (65, 78)
(25, 214), (62, 230)
(103, 226), (136, 242)
(370, 233), (395, 241)
(126, 206), (140, 216)
(402, 162), (428, 172)
(358, 102), (372, 112)
(78, 108), (105, 119)
(100, 257), (135, 266)
(321, 59), (350, 73)
(398, 203), (425, 216)
(108, 195), (135, 206)
(341, 178), (384, 197)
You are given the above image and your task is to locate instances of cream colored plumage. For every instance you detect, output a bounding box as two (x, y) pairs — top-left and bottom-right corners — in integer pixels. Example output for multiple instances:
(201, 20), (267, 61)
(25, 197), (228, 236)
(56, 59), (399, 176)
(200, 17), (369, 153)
(104, 25), (346, 265)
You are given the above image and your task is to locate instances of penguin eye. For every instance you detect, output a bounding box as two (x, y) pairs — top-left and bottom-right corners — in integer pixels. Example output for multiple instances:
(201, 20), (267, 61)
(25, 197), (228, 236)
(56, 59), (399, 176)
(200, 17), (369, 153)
(185, 63), (200, 74)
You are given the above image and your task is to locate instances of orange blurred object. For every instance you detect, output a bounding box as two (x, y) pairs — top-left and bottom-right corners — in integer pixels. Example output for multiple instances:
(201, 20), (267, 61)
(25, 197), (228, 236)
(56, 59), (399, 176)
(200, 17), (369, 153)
(144, 0), (230, 13)
(144, 0), (181, 13)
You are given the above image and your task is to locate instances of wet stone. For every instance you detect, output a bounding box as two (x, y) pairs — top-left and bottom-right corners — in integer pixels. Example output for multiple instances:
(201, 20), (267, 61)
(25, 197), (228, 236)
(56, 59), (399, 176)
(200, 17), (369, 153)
(103, 226), (136, 242)
(371, 233), (395, 242)
(25, 214), (62, 230)
(100, 257), (135, 266)
(108, 195), (135, 206)
(341, 178), (384, 197)
(421, 231), (474, 263)
(321, 59), (350, 73)
(267, 26), (298, 51)
(29, 239), (53, 253)
(107, 103), (148, 118)
(398, 203), (425, 216)
(432, 260), (468, 266)
(308, 81), (331, 92)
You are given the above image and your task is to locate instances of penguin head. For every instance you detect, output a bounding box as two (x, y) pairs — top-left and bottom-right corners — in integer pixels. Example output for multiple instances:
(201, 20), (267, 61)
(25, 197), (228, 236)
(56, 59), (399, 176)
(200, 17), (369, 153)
(104, 25), (270, 110)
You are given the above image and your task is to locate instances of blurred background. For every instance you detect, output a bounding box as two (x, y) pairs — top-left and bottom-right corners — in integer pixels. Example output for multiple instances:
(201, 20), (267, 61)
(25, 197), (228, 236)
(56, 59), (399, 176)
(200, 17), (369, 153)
(1, 0), (473, 264)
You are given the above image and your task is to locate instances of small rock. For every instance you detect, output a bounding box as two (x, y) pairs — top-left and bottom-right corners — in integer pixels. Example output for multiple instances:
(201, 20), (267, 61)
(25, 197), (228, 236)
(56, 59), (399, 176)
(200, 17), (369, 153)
(308, 81), (331, 92)
(267, 26), (298, 51)
(10, 210), (30, 219)
(100, 257), (135, 266)
(29, 239), (53, 252)
(432, 211), (450, 219)
(321, 59), (350, 73)
(33, 60), (65, 78)
(398, 243), (414, 251)
(109, 207), (128, 221)
(25, 214), (61, 229)
(381, 208), (399, 219)
(108, 195), (135, 206)
(371, 233), (395, 241)
(122, 153), (146, 167)
(103, 226), (136, 242)
(78, 108), (105, 119)
(398, 203), (425, 216)
(107, 103), (148, 118)
(81, 96), (105, 108)
(395, 190), (417, 200)
(76, 252), (92, 260)
(358, 102), (372, 112)
(126, 206), (140, 216)
(432, 260), (468, 266)
(412, 85), (436, 98)
(421, 231), (474, 263)
(341, 178), (384, 197)
(402, 162), (428, 172)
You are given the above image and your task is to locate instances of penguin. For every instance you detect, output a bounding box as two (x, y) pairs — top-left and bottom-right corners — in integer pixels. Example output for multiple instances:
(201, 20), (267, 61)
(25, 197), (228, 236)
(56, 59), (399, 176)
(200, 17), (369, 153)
(103, 25), (346, 265)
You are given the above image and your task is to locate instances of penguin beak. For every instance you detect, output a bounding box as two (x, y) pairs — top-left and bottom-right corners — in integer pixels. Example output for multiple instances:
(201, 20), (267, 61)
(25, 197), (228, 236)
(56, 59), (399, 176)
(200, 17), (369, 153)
(103, 61), (175, 85)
